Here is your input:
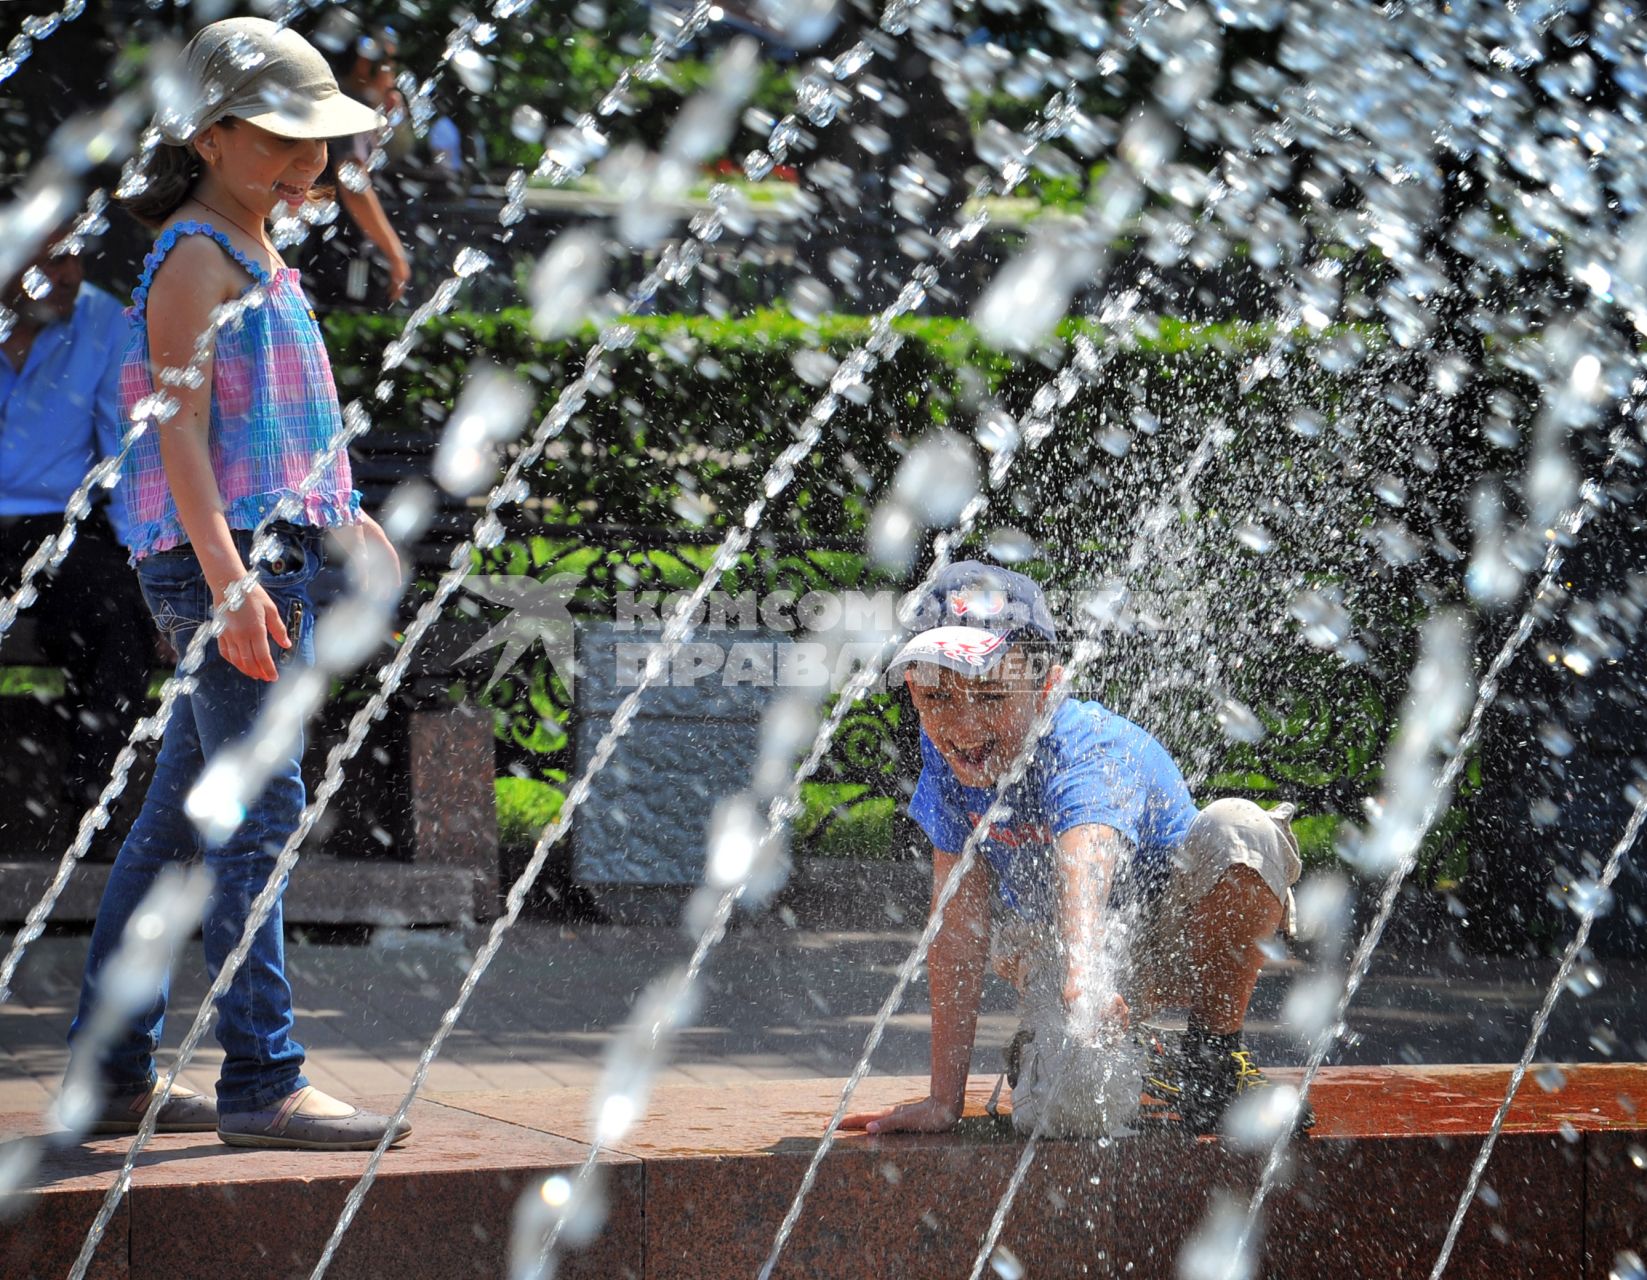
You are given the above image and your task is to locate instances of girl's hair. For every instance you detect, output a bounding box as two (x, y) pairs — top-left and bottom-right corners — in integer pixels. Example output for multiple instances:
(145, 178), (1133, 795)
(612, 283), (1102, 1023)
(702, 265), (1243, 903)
(118, 134), (215, 229)
(117, 118), (334, 229)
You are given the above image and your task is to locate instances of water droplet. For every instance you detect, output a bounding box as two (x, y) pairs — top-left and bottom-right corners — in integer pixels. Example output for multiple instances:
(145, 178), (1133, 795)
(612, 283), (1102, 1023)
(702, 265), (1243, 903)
(1569, 878), (1613, 919)
(788, 276), (832, 324)
(1612, 1249), (1647, 1280)
(223, 33), (267, 72)
(510, 104), (545, 144)
(1216, 698), (1266, 744)
(1293, 873), (1350, 943)
(1234, 522), (1273, 554)
(796, 72), (841, 127)
(1290, 408), (1324, 439)
(1282, 972), (1340, 1041)
(791, 349), (838, 386)
(852, 123), (891, 155)
(751, 0), (840, 47)
(336, 160), (370, 194)
(1373, 475), (1407, 508)
(975, 408), (1019, 456)
(1179, 1193), (1256, 1280)
(1538, 722), (1576, 759)
(1222, 1082), (1301, 1150)
(1563, 964), (1604, 997)
(1532, 1063), (1569, 1092)
(452, 48), (495, 94)
(20, 266), (50, 299)
(453, 246), (491, 279)
(989, 1245), (1025, 1280)
(894, 432), (979, 527)
(434, 367), (535, 497)
(985, 528), (1037, 564)
(975, 236), (1085, 352)
(530, 229), (605, 339)
(869, 500), (917, 574)
(474, 513), (506, 550)
(671, 490), (716, 526)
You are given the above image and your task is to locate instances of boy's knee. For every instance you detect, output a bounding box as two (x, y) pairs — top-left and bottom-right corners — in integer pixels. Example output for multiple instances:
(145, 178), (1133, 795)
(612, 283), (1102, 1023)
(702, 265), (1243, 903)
(1175, 798), (1301, 915)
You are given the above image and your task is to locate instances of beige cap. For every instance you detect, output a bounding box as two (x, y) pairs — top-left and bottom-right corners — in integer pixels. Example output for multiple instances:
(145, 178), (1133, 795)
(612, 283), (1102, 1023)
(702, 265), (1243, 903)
(158, 17), (381, 144)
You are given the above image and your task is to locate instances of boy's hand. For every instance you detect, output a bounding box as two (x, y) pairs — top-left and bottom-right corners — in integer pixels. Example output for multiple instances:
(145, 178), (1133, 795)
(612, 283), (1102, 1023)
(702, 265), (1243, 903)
(1062, 981), (1132, 1032)
(841, 1096), (959, 1135)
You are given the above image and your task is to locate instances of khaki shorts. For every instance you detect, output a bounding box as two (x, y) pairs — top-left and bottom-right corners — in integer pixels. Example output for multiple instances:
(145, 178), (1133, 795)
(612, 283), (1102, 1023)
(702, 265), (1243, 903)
(1130, 797), (1301, 1003)
(991, 798), (1303, 1009)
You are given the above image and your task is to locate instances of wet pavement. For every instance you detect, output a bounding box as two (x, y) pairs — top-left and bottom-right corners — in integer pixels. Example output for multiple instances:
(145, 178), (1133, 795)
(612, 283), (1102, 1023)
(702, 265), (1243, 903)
(1, 918), (1642, 1117)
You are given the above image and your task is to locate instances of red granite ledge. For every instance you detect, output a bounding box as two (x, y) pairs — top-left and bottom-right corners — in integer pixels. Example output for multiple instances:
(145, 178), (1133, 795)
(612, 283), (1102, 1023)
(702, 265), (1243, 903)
(1, 1096), (641, 1280)
(1586, 1129), (1647, 1280)
(1, 1179), (128, 1280)
(438, 1067), (1642, 1280)
(7, 1067), (1642, 1280)
(431, 1063), (1647, 1156)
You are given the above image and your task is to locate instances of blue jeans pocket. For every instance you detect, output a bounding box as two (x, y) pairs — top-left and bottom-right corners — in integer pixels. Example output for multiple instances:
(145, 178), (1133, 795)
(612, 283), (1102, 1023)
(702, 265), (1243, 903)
(137, 551), (210, 644)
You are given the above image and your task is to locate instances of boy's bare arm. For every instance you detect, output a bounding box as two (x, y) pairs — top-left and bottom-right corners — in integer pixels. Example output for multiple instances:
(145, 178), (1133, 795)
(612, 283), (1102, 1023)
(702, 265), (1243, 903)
(842, 846), (991, 1133)
(1057, 824), (1130, 1029)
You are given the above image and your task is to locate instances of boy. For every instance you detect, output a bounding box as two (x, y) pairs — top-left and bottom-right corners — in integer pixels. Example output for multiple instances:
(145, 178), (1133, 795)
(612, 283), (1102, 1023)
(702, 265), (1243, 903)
(843, 561), (1305, 1136)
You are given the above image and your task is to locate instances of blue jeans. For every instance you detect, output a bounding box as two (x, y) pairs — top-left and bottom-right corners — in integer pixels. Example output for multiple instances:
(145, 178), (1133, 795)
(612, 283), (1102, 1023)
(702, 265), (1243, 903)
(69, 525), (324, 1114)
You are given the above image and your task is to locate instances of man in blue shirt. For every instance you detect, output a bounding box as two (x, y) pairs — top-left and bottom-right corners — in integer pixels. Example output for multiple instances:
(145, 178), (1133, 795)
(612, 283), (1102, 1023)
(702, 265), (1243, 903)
(0, 228), (150, 808)
(843, 562), (1308, 1138)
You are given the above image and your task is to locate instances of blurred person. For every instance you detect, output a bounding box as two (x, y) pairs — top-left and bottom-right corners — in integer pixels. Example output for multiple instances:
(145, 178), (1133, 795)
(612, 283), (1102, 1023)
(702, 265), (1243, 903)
(302, 20), (413, 307)
(427, 113), (463, 175)
(0, 225), (152, 808)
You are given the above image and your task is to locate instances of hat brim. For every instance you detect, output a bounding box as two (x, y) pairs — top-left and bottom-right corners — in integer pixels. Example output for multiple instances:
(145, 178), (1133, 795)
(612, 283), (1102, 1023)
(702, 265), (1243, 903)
(236, 90), (382, 140)
(886, 626), (1014, 680)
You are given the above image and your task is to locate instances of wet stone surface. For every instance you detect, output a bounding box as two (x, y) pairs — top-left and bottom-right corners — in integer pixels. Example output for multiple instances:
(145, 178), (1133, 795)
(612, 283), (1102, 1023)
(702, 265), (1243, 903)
(9, 1066), (1635, 1279)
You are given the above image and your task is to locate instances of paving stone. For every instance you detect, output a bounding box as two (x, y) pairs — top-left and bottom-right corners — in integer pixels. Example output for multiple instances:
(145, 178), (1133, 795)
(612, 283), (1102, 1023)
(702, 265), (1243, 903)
(0, 1098), (640, 1280)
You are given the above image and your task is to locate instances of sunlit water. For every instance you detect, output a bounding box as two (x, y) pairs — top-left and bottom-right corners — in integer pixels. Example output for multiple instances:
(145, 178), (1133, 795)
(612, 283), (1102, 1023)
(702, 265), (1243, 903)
(1, 0), (1644, 1275)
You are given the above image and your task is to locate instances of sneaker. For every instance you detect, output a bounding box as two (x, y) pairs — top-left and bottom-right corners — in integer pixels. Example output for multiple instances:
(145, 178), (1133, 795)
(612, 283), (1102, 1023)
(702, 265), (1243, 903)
(90, 1081), (218, 1135)
(1135, 1028), (1184, 1127)
(985, 1026), (1037, 1119)
(1175, 1033), (1316, 1137)
(1004, 1026), (1035, 1088)
(217, 1085), (412, 1152)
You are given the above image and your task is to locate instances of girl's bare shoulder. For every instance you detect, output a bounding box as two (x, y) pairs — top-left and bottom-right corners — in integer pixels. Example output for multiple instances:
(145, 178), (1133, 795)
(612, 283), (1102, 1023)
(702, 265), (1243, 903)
(145, 226), (248, 311)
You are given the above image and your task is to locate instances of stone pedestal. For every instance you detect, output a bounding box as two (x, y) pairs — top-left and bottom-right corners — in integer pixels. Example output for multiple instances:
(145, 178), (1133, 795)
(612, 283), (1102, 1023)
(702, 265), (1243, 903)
(409, 700), (500, 918)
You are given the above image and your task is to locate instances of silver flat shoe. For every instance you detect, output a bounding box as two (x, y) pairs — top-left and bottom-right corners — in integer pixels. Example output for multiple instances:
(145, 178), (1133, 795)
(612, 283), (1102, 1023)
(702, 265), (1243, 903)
(89, 1081), (218, 1134)
(217, 1085), (412, 1152)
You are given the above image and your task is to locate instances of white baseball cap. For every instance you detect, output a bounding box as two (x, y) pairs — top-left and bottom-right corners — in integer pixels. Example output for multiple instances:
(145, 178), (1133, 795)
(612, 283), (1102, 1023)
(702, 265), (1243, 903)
(887, 561), (1059, 681)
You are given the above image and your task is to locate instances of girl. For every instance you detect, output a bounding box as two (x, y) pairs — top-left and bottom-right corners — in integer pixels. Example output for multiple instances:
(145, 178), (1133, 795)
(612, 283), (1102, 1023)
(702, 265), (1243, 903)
(67, 17), (409, 1152)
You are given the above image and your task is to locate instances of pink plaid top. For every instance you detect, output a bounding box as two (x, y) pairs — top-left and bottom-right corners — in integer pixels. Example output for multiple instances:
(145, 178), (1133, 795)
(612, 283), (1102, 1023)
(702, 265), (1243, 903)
(117, 221), (361, 561)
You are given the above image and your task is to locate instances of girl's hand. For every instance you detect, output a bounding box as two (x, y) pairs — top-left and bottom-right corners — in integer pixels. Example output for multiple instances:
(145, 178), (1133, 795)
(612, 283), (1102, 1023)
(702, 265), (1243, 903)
(340, 514), (403, 603)
(842, 1096), (959, 1135)
(217, 582), (290, 681)
(359, 513), (401, 588)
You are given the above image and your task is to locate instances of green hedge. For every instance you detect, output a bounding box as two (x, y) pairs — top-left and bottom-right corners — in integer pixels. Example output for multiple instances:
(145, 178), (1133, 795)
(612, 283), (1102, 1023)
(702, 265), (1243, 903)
(322, 308), (1501, 876)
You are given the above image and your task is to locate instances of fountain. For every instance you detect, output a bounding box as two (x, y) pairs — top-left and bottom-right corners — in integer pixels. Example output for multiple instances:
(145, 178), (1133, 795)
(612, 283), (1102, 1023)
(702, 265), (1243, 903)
(1, 0), (1645, 1277)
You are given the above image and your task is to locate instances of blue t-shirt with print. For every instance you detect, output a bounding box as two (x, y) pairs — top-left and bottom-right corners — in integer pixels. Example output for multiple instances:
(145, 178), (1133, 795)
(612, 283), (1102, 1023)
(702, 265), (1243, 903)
(908, 697), (1198, 920)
